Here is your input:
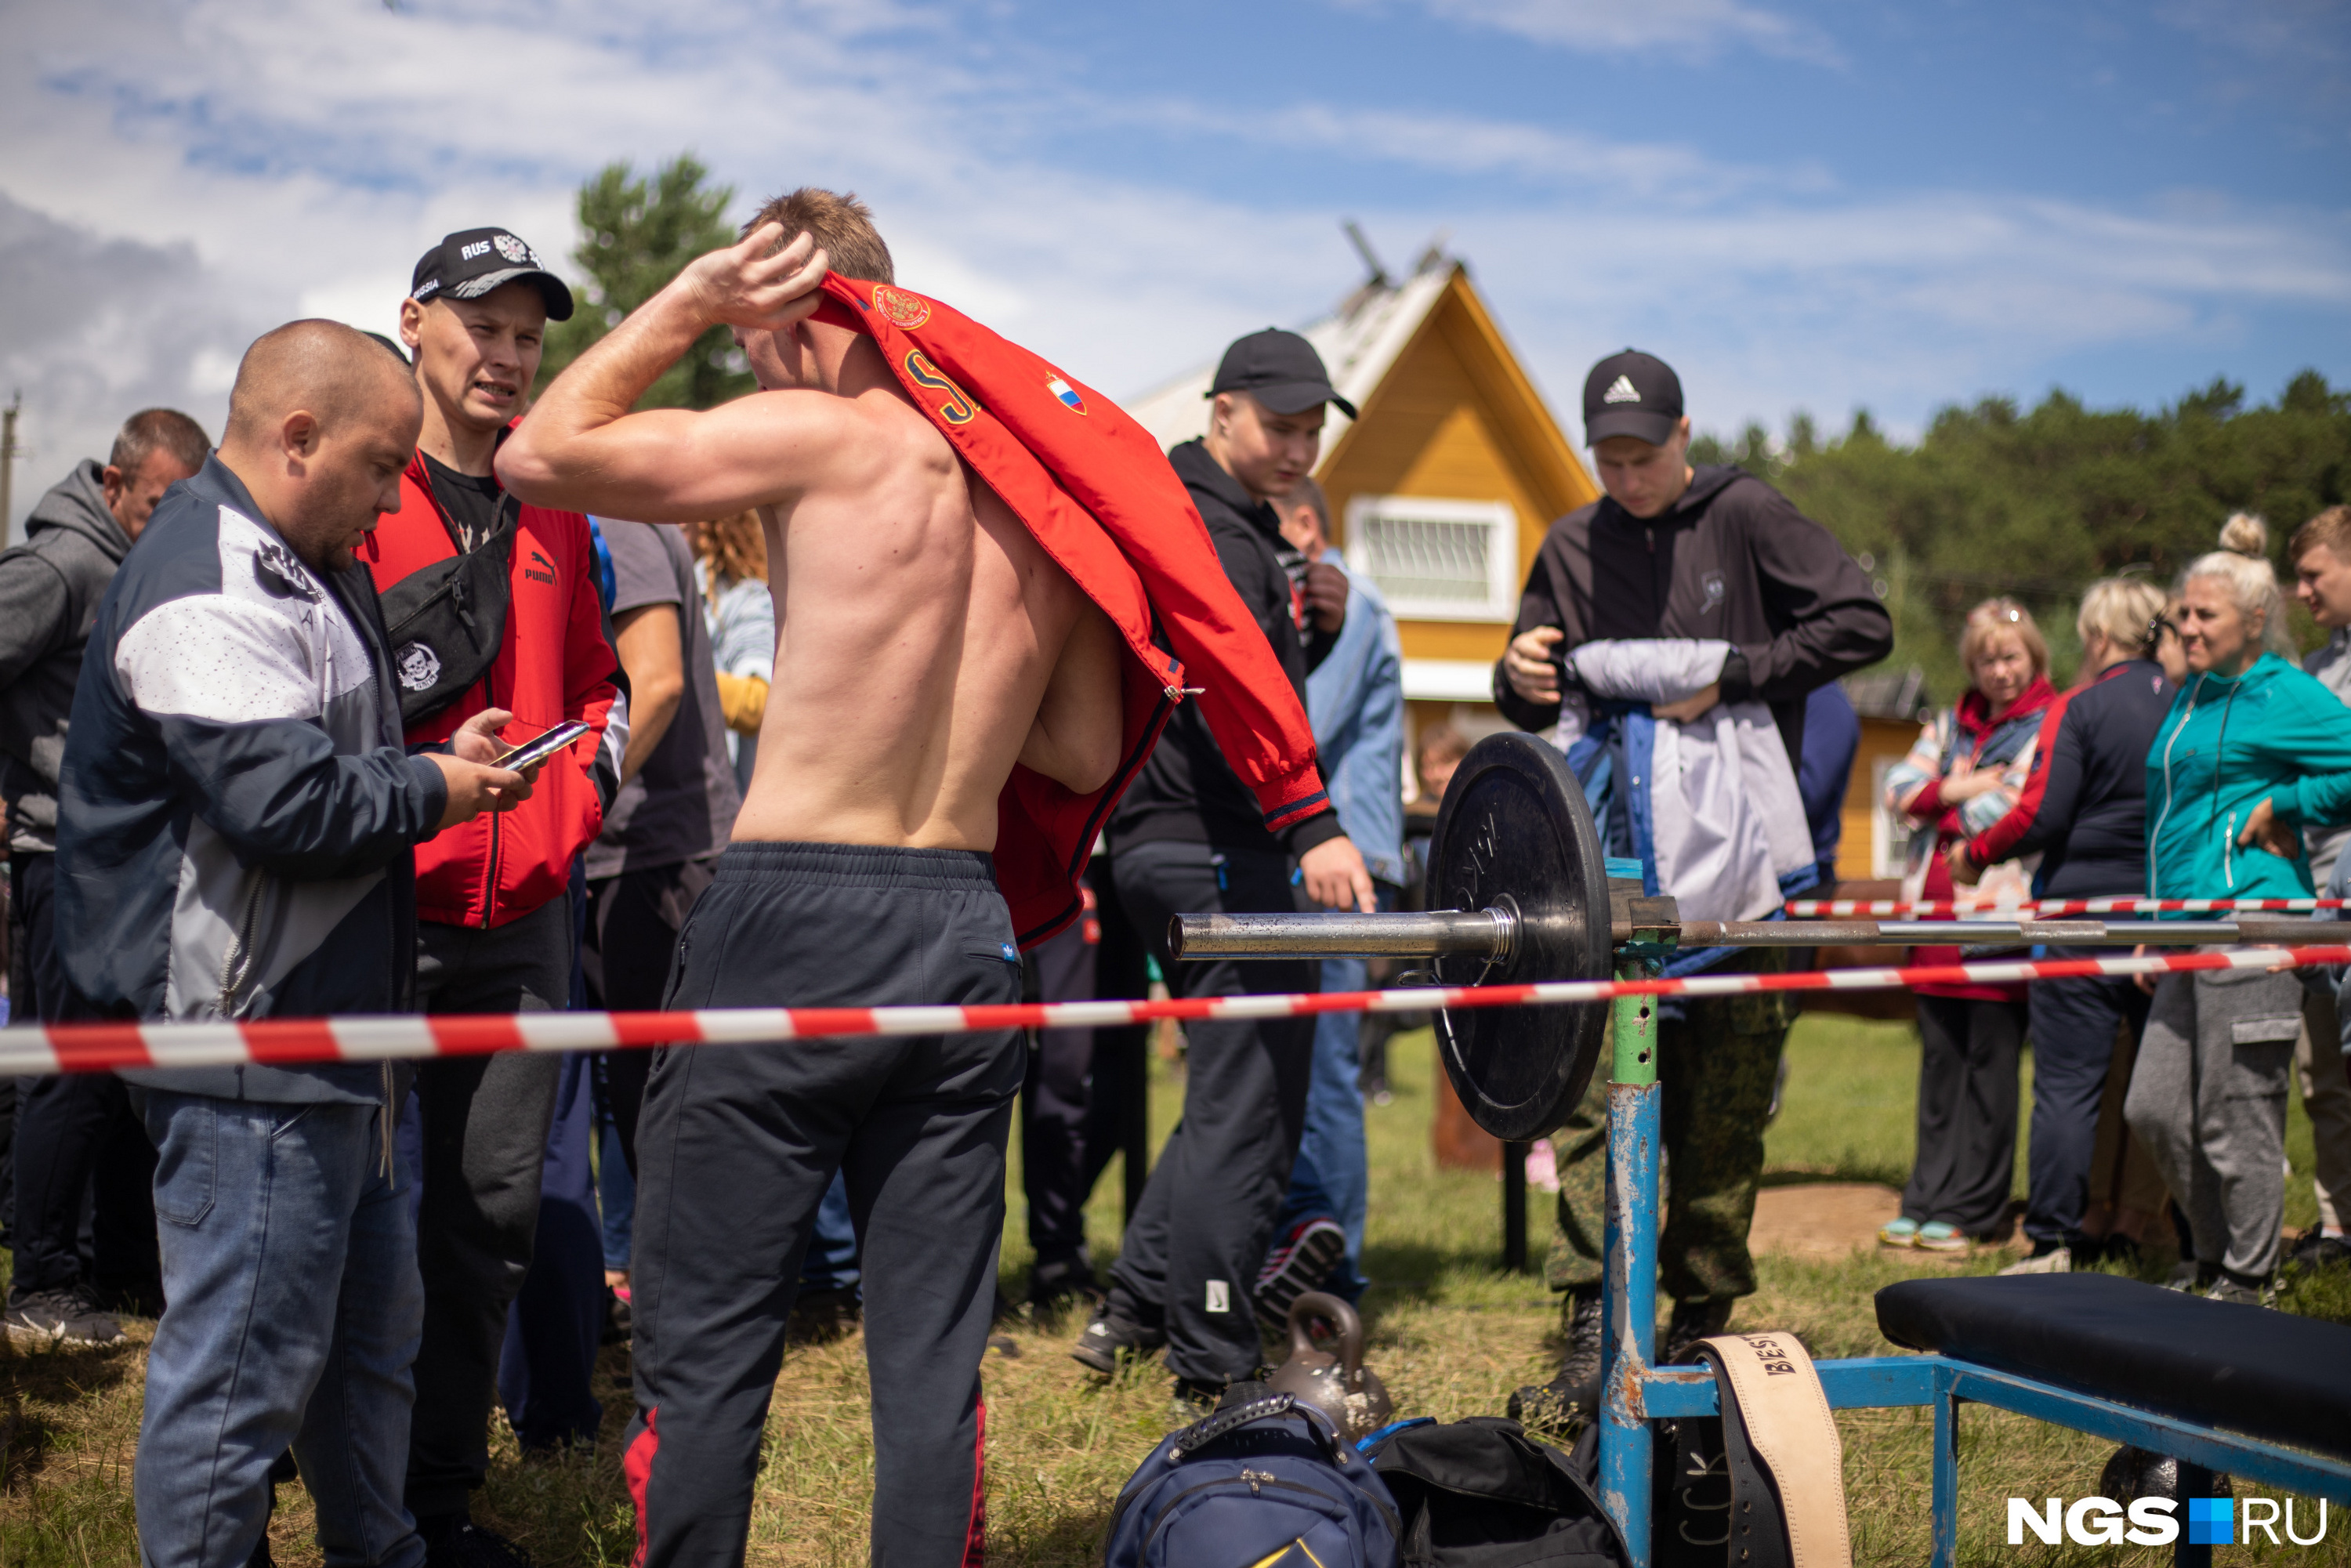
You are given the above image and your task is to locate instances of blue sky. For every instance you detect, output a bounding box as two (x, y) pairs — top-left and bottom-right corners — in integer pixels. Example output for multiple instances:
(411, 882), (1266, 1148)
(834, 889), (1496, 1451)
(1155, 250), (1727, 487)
(2, 0), (2346, 528)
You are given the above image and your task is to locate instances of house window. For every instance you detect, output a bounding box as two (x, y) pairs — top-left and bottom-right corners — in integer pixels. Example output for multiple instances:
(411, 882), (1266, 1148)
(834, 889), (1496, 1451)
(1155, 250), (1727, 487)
(1342, 495), (1518, 622)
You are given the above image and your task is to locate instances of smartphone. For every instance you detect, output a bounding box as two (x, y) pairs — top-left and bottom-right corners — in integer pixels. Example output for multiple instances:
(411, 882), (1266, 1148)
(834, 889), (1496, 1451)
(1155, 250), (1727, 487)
(491, 720), (591, 772)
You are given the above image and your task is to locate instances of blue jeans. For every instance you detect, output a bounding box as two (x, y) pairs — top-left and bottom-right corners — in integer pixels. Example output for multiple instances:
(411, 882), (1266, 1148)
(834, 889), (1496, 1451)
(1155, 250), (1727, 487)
(135, 1090), (423, 1568)
(1276, 955), (1374, 1300)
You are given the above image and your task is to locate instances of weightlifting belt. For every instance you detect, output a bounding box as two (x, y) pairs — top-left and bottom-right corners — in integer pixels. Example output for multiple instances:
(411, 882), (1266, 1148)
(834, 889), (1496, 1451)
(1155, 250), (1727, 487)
(1696, 1331), (1852, 1568)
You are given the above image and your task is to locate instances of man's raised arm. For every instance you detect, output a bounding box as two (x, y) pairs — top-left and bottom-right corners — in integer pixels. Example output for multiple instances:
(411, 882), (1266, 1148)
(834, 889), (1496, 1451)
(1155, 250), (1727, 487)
(497, 225), (839, 520)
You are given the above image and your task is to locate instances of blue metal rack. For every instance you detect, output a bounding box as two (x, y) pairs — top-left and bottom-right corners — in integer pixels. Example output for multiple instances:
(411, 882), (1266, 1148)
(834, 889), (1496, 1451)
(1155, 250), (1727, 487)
(1588, 935), (2351, 1568)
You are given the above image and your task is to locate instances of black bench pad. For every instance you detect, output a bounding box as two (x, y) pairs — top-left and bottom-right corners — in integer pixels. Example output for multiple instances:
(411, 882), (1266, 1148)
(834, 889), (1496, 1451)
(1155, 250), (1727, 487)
(1876, 1273), (2351, 1461)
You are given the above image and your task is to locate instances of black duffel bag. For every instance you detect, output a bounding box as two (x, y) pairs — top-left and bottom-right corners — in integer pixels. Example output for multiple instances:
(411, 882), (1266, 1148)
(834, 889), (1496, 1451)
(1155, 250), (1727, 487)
(1363, 1416), (1627, 1566)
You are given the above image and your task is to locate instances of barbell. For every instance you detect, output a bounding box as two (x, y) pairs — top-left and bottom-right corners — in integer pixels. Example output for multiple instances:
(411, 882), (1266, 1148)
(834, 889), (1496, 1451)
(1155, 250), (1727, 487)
(1173, 731), (2351, 1141)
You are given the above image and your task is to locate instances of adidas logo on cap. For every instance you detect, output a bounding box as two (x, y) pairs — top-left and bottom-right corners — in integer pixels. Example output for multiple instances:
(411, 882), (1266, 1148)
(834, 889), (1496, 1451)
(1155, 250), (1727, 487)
(1603, 375), (1641, 404)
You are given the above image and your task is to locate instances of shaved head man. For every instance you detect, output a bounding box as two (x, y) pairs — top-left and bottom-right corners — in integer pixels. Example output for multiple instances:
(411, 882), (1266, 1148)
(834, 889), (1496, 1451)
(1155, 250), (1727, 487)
(56, 318), (541, 1568)
(219, 319), (424, 574)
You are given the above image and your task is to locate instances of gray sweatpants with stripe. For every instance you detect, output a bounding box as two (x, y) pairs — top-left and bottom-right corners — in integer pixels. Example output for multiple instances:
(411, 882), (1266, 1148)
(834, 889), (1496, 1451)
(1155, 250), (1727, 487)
(2124, 966), (2302, 1281)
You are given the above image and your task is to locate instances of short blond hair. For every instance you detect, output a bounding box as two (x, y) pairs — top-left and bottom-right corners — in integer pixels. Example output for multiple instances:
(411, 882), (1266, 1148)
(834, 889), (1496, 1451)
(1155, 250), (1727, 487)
(2076, 577), (2168, 657)
(1959, 596), (2049, 683)
(2290, 505), (2351, 570)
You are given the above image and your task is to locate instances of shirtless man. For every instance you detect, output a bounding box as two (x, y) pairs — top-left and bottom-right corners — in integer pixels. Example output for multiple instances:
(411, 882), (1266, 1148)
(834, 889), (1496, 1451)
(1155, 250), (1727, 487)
(498, 190), (1125, 1566)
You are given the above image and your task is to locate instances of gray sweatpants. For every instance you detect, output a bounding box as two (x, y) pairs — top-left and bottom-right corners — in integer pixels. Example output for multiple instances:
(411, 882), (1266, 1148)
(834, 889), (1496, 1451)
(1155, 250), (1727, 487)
(2125, 966), (2302, 1280)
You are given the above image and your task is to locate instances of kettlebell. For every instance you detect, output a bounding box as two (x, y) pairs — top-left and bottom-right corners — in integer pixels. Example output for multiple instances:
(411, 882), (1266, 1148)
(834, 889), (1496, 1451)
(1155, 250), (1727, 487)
(1264, 1291), (1393, 1443)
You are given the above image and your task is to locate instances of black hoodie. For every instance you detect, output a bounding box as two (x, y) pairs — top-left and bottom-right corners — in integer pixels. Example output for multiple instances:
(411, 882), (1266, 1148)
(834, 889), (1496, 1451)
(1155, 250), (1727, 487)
(1109, 439), (1344, 858)
(0, 461), (136, 853)
(1493, 465), (1892, 763)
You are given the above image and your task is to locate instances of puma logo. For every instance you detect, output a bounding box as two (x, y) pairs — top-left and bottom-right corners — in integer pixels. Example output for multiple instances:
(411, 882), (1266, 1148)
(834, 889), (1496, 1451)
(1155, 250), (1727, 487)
(524, 549), (556, 586)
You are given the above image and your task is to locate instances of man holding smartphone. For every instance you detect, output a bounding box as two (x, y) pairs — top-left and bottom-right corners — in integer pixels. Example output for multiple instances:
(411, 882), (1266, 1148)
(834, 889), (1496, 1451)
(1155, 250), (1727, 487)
(361, 228), (621, 1565)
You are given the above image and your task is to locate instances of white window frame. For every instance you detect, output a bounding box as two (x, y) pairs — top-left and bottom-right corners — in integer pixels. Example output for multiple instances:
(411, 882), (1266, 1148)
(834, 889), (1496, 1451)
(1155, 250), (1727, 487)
(1341, 494), (1519, 623)
(1870, 756), (1913, 880)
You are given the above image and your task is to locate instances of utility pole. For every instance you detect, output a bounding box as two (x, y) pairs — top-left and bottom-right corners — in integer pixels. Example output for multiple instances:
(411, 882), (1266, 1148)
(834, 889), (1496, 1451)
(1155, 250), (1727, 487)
(0, 392), (20, 550)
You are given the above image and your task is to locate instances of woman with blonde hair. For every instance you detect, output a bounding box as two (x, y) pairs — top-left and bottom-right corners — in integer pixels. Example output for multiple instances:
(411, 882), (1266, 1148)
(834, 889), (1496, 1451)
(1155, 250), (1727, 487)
(1879, 597), (2059, 1251)
(2127, 514), (2351, 1301)
(1948, 575), (2176, 1271)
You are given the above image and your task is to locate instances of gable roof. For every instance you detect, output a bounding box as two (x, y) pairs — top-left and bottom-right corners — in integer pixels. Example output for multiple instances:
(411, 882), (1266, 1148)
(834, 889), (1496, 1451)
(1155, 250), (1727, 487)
(1125, 261), (1456, 457)
(1123, 254), (1592, 524)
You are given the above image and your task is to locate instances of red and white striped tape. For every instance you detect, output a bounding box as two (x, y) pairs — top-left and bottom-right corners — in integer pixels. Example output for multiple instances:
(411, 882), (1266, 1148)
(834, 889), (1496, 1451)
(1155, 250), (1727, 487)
(2, 945), (2343, 1077)
(1785, 896), (2351, 918)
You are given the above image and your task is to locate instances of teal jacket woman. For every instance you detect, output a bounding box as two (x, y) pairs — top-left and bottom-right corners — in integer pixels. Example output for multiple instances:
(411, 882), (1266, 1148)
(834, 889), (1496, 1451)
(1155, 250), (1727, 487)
(2146, 650), (2351, 900)
(2128, 514), (2351, 1298)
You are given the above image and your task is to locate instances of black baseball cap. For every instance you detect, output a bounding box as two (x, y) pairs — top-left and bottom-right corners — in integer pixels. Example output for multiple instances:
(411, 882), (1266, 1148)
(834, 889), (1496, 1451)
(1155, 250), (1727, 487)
(409, 228), (574, 321)
(1582, 349), (1683, 446)
(1208, 328), (1358, 420)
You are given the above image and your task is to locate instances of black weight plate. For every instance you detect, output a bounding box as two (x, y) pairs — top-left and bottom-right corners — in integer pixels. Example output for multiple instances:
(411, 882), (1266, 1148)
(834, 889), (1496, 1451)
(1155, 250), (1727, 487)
(1424, 731), (1612, 1142)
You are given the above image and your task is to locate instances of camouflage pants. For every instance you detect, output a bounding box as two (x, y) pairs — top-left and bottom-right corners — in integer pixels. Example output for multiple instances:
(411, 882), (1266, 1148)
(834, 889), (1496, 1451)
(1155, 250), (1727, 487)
(1544, 949), (1799, 1304)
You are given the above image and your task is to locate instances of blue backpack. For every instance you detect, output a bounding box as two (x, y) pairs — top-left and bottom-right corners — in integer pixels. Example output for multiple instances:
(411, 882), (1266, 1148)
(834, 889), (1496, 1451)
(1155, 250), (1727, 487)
(1103, 1391), (1402, 1568)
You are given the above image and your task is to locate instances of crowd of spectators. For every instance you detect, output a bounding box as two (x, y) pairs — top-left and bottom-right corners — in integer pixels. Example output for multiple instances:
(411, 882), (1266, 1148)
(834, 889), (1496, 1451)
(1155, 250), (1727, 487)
(1878, 511), (2351, 1306)
(0, 227), (2346, 1568)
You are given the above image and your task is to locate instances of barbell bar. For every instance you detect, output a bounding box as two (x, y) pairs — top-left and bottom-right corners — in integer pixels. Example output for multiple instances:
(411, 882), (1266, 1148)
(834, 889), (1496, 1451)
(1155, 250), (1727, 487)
(1171, 730), (2351, 1143)
(1173, 911), (2351, 960)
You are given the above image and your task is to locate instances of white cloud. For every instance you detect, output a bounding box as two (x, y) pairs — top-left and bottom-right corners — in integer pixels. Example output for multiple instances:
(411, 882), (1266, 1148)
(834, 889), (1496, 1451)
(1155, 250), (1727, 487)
(0, 194), (275, 510)
(1336, 0), (1842, 64)
(2, 0), (2344, 528)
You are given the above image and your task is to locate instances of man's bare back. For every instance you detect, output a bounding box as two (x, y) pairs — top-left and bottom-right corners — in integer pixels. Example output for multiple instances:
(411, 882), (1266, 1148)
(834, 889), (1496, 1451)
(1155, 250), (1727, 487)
(498, 223), (1122, 851)
(738, 402), (1121, 847)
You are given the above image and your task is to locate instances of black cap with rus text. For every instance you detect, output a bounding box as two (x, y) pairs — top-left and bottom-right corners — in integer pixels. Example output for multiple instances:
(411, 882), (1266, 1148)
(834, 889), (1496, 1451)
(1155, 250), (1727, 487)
(1582, 349), (1682, 446)
(409, 229), (574, 321)
(1207, 329), (1359, 420)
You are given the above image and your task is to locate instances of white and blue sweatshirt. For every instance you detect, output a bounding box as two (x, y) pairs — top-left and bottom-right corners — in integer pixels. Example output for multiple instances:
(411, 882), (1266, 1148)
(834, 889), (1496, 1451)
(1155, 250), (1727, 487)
(56, 454), (450, 1103)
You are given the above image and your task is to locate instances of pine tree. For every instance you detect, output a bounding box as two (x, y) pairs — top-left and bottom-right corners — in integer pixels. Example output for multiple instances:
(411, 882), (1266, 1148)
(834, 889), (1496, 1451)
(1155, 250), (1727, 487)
(537, 154), (754, 410)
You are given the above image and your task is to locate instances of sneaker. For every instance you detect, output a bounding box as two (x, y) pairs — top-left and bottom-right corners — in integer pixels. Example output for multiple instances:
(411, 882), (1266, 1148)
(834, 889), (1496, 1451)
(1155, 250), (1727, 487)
(4, 1286), (123, 1345)
(2204, 1275), (2273, 1307)
(1255, 1218), (1346, 1331)
(418, 1515), (534, 1568)
(2000, 1244), (2072, 1276)
(2161, 1262), (2206, 1293)
(2287, 1229), (2351, 1271)
(1877, 1217), (1921, 1249)
(1659, 1297), (1733, 1366)
(1506, 1285), (1602, 1435)
(1028, 1253), (1103, 1315)
(1913, 1222), (1971, 1255)
(1070, 1298), (1166, 1375)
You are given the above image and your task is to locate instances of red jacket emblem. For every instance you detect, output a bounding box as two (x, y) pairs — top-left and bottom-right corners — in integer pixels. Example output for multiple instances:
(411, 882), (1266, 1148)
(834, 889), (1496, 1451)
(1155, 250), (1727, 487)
(811, 274), (1331, 944)
(363, 448), (620, 928)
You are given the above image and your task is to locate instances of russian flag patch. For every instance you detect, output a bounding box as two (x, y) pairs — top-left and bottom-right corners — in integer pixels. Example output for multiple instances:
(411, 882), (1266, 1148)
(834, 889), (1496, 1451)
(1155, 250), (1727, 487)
(1047, 375), (1087, 414)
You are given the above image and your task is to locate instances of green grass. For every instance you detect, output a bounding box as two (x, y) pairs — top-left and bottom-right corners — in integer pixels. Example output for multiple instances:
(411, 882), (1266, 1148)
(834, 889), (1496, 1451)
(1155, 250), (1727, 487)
(2, 1015), (2346, 1564)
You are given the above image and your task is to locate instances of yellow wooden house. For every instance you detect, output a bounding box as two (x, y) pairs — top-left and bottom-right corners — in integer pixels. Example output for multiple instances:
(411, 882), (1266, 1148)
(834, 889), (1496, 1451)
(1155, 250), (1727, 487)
(1126, 252), (1599, 796)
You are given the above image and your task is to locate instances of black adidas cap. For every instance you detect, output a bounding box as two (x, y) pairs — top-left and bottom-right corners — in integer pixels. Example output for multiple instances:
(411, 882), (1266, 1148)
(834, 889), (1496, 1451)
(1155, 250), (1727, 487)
(1582, 349), (1682, 446)
(1208, 328), (1358, 420)
(409, 228), (574, 321)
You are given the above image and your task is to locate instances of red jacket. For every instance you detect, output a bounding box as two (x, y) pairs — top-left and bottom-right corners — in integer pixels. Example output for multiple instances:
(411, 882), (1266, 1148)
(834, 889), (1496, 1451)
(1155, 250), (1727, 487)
(362, 447), (619, 928)
(812, 274), (1331, 944)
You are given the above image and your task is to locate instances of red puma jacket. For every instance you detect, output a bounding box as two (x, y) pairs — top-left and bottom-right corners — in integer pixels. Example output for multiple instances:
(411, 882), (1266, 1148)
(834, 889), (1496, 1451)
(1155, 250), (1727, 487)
(361, 444), (619, 929)
(810, 274), (1333, 944)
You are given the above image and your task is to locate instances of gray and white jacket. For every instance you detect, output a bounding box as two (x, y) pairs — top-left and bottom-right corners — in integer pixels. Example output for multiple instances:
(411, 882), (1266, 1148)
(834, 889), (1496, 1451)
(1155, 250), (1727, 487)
(57, 455), (449, 1103)
(0, 461), (134, 853)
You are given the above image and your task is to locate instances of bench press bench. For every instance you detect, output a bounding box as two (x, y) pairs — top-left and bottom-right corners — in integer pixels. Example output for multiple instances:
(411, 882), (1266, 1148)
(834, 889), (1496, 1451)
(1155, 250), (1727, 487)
(1629, 1273), (2351, 1566)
